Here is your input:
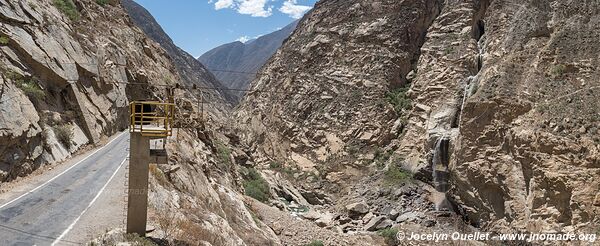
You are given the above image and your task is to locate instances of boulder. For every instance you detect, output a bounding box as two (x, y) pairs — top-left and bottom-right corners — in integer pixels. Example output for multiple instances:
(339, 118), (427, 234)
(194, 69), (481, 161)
(362, 212), (374, 224)
(300, 210), (322, 221)
(364, 216), (386, 231)
(346, 201), (369, 216)
(315, 213), (334, 227)
(388, 209), (400, 220)
(300, 189), (331, 205)
(396, 211), (424, 223)
(376, 219), (393, 230)
(421, 219), (436, 227)
(338, 216), (352, 224)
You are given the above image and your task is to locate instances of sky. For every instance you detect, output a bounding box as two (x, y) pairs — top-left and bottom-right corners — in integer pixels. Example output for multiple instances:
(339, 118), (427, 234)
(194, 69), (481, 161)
(133, 0), (318, 58)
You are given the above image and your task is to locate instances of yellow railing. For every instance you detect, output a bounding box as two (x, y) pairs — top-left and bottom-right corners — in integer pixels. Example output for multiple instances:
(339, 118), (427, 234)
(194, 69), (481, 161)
(129, 101), (175, 137)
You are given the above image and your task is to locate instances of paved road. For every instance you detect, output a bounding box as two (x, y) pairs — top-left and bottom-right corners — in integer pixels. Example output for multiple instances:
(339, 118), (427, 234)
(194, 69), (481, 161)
(0, 132), (129, 246)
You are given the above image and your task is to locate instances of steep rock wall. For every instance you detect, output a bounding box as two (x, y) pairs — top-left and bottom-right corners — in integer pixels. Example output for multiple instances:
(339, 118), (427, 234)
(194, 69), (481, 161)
(237, 0), (600, 236)
(0, 0), (179, 181)
(236, 0), (443, 192)
(399, 0), (600, 234)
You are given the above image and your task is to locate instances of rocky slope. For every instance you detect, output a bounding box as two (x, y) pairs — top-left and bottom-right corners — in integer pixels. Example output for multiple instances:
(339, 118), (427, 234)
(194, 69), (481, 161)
(0, 1), (277, 245)
(236, 0), (600, 240)
(199, 20), (299, 102)
(121, 0), (236, 105)
(236, 0), (457, 238)
(0, 0), (182, 182)
(399, 0), (600, 235)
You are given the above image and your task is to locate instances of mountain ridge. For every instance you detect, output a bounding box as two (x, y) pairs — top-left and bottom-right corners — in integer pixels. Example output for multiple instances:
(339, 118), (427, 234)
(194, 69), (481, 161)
(121, 0), (236, 104)
(199, 20), (299, 102)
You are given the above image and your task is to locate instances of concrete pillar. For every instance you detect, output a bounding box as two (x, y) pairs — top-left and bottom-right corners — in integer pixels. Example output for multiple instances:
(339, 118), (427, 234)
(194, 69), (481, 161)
(126, 132), (150, 235)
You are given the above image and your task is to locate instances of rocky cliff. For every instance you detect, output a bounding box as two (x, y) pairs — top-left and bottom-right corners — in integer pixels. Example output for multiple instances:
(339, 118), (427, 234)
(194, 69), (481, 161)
(121, 0), (236, 105)
(236, 0), (600, 239)
(236, 0), (454, 239)
(0, 0), (183, 182)
(0, 1), (279, 245)
(199, 20), (299, 102)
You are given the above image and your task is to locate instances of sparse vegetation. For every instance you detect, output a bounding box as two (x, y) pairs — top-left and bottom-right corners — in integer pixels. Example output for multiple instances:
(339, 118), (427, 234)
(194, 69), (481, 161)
(444, 46), (454, 55)
(384, 164), (412, 185)
(269, 161), (282, 169)
(5, 69), (46, 100)
(149, 164), (168, 186)
(306, 240), (324, 246)
(549, 64), (567, 78)
(17, 79), (45, 99)
(0, 36), (9, 45)
(268, 161), (299, 177)
(215, 141), (232, 167)
(378, 228), (399, 245)
(243, 168), (270, 203)
(122, 233), (157, 246)
(385, 85), (411, 113)
(53, 124), (73, 149)
(374, 148), (394, 169)
(53, 0), (80, 21)
(155, 209), (182, 241)
(95, 0), (109, 6)
(177, 217), (229, 246)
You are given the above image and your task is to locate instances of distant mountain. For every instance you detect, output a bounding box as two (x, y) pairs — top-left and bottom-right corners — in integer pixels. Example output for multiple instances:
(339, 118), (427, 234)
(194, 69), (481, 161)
(121, 0), (236, 104)
(199, 20), (299, 102)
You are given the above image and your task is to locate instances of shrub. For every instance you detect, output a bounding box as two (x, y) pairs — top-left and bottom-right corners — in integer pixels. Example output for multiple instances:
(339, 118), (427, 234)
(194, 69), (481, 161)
(306, 240), (324, 246)
(549, 64), (567, 78)
(5, 70), (45, 99)
(53, 124), (73, 149)
(444, 46), (454, 55)
(95, 0), (109, 6)
(374, 148), (393, 169)
(0, 36), (8, 45)
(243, 168), (270, 203)
(215, 141), (232, 167)
(385, 85), (411, 113)
(267, 161), (299, 177)
(122, 233), (157, 246)
(18, 79), (45, 99)
(378, 228), (399, 245)
(384, 164), (412, 185)
(53, 0), (79, 21)
(269, 161), (282, 169)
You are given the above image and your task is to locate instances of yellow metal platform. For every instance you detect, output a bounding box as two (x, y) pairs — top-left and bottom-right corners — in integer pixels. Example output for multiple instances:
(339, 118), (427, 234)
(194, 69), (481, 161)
(129, 101), (175, 138)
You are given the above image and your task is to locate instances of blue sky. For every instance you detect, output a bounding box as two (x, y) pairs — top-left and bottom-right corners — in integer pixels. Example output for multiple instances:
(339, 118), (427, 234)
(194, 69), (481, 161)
(133, 0), (317, 58)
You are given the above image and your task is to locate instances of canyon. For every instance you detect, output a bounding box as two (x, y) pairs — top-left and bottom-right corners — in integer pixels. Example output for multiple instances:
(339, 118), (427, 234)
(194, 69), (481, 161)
(0, 0), (598, 245)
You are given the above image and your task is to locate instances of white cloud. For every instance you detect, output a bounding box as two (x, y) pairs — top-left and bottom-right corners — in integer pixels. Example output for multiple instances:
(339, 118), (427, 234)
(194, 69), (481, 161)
(213, 0), (234, 10)
(238, 0), (273, 17)
(210, 0), (273, 17)
(279, 0), (311, 19)
(236, 36), (251, 43)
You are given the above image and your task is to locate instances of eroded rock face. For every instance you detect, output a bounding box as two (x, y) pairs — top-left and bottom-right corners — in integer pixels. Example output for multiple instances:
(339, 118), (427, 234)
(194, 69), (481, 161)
(0, 0), (184, 181)
(149, 129), (279, 246)
(398, 0), (600, 234)
(236, 0), (443, 192)
(1, 1), (279, 244)
(236, 0), (600, 237)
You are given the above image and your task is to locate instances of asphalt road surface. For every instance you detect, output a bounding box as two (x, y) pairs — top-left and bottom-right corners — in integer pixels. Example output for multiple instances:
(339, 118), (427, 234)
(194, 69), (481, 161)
(0, 132), (129, 246)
